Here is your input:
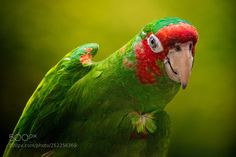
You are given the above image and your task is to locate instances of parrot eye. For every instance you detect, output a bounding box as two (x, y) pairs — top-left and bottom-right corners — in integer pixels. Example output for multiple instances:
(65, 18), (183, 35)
(147, 34), (163, 53)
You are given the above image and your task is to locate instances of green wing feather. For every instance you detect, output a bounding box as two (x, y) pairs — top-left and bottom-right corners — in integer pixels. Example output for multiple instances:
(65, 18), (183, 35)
(4, 43), (99, 157)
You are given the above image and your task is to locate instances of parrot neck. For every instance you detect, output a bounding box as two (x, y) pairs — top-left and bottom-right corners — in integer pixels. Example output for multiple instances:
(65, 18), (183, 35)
(106, 37), (181, 111)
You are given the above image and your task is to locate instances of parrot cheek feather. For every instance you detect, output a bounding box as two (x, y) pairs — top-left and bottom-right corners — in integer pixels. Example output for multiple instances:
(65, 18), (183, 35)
(134, 40), (164, 85)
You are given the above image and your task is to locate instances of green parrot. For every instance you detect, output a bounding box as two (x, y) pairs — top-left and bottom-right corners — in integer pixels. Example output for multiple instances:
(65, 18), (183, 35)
(4, 17), (198, 157)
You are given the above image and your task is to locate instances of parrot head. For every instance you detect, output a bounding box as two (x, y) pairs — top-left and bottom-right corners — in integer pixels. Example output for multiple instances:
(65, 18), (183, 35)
(133, 17), (198, 89)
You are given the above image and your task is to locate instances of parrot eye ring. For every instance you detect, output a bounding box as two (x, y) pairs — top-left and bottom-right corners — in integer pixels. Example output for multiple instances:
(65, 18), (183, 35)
(147, 34), (163, 53)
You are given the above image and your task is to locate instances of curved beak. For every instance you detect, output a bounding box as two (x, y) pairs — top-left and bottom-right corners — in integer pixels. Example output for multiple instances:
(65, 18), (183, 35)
(165, 42), (193, 89)
(179, 48), (193, 89)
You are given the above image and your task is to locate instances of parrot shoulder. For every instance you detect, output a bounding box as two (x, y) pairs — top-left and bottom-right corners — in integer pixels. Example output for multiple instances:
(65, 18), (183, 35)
(7, 43), (99, 145)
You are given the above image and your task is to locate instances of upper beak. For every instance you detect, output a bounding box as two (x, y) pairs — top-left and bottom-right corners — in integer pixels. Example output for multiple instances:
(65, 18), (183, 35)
(178, 48), (193, 89)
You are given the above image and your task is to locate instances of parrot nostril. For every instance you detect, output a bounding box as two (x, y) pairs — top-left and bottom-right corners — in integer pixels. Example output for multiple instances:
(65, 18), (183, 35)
(175, 45), (181, 51)
(189, 43), (193, 51)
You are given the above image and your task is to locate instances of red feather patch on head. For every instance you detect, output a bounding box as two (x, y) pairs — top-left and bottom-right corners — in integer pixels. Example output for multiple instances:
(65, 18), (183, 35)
(135, 22), (198, 84)
(156, 22), (198, 55)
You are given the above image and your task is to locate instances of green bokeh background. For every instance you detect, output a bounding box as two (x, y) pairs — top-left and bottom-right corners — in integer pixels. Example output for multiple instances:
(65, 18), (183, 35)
(0, 0), (235, 156)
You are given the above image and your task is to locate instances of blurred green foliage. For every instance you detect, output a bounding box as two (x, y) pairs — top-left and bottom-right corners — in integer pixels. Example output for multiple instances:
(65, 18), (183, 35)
(0, 0), (235, 156)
